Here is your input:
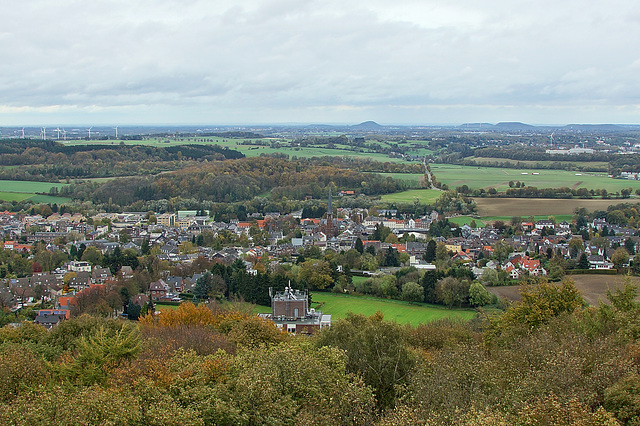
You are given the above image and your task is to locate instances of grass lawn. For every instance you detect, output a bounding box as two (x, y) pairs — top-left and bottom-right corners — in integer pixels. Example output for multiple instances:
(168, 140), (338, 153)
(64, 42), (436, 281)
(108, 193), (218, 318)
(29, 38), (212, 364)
(310, 292), (476, 326)
(380, 189), (442, 204)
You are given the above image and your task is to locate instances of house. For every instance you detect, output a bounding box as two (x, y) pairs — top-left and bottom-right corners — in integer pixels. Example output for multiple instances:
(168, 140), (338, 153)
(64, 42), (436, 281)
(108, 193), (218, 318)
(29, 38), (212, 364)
(535, 220), (554, 230)
(263, 287), (331, 334)
(34, 309), (70, 329)
(588, 255), (614, 270)
(92, 266), (112, 283)
(149, 279), (170, 300)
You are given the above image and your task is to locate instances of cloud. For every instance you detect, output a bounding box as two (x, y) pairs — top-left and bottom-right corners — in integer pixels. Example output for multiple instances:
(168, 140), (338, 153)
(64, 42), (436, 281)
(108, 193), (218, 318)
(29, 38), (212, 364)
(1, 0), (639, 125)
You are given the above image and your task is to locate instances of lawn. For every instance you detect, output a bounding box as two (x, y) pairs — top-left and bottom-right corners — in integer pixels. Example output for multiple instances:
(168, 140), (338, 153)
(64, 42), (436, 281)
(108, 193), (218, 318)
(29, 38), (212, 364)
(310, 292), (476, 326)
(380, 189), (442, 204)
(430, 164), (640, 193)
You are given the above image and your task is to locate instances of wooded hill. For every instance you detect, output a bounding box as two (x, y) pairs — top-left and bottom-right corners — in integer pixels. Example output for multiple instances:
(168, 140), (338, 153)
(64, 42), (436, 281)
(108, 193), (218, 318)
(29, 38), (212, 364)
(61, 156), (409, 207)
(0, 139), (244, 180)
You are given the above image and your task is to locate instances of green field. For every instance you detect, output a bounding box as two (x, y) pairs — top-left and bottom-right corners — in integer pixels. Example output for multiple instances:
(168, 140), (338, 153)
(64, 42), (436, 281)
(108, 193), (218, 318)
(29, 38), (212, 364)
(65, 137), (408, 163)
(468, 157), (609, 171)
(0, 180), (72, 204)
(378, 172), (425, 186)
(310, 292), (476, 325)
(380, 189), (442, 204)
(430, 164), (640, 193)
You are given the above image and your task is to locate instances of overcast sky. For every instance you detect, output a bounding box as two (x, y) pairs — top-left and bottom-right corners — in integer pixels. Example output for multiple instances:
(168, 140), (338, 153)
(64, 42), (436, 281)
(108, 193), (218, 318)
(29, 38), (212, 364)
(2, 0), (640, 126)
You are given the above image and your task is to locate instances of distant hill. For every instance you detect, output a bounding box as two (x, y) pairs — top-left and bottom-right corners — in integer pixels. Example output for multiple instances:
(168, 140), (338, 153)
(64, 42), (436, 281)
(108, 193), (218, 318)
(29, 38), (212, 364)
(494, 122), (535, 130)
(352, 121), (383, 130)
(458, 123), (495, 130)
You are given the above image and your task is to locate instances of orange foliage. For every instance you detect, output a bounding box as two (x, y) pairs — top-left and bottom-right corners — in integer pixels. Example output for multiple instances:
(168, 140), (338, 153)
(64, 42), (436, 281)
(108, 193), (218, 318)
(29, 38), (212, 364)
(140, 302), (216, 328)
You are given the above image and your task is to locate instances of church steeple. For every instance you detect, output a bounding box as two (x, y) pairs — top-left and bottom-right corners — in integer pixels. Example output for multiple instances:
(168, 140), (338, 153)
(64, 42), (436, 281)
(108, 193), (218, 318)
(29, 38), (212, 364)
(325, 188), (335, 236)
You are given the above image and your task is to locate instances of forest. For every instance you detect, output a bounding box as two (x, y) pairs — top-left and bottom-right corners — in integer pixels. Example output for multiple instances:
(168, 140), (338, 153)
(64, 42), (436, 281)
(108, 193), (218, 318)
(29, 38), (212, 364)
(0, 139), (244, 181)
(59, 156), (409, 209)
(1, 279), (640, 424)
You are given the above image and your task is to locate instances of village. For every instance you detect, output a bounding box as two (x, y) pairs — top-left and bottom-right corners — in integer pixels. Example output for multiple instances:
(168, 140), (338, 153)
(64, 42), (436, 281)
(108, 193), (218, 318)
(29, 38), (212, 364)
(1, 193), (636, 330)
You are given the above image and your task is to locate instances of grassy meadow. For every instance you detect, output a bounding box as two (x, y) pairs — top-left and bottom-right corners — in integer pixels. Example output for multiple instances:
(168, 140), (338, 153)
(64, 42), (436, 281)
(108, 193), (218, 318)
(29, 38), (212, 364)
(310, 292), (476, 326)
(430, 164), (640, 193)
(0, 180), (72, 204)
(380, 189), (442, 204)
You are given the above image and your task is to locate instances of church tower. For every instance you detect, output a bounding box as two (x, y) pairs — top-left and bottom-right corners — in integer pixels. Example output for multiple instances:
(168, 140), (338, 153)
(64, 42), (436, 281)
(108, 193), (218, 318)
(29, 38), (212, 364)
(325, 188), (336, 237)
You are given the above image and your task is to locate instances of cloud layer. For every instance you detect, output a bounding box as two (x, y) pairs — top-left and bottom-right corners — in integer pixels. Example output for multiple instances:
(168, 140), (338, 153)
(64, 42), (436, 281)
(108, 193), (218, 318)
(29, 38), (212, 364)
(2, 0), (640, 125)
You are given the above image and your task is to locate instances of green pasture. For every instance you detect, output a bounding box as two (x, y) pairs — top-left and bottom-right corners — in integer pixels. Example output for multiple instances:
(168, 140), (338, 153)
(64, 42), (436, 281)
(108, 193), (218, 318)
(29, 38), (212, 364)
(0, 180), (72, 203)
(430, 164), (640, 193)
(310, 292), (476, 326)
(469, 157), (609, 171)
(378, 173), (424, 186)
(0, 192), (32, 202)
(380, 189), (442, 204)
(0, 180), (69, 193)
(447, 216), (486, 227)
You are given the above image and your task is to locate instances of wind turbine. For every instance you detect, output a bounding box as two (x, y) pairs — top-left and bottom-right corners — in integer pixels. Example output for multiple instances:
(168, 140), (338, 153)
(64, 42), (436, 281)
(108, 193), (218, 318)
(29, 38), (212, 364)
(86, 127), (93, 139)
(41, 127), (46, 140)
(53, 127), (62, 140)
(114, 126), (118, 139)
(20, 128), (25, 139)
(62, 128), (67, 141)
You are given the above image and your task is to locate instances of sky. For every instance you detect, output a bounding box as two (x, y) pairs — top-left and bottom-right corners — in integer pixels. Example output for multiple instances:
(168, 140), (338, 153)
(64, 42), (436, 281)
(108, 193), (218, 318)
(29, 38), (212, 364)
(2, 0), (640, 126)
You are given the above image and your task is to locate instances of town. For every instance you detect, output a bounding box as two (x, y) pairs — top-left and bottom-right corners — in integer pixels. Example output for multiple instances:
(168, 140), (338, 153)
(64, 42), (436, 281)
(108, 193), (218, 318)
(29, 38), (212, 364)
(2, 188), (637, 330)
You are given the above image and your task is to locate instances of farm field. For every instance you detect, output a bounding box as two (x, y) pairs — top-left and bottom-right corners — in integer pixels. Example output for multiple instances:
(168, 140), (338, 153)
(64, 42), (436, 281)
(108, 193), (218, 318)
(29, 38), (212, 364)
(0, 180), (72, 203)
(474, 197), (640, 217)
(430, 164), (640, 193)
(487, 275), (640, 306)
(468, 157), (609, 171)
(380, 189), (441, 204)
(310, 292), (476, 325)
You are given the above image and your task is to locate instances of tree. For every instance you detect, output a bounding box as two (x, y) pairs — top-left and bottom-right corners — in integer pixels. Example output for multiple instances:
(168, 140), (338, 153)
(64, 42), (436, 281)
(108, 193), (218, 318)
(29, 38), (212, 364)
(423, 239), (437, 262)
(625, 238), (636, 255)
(421, 270), (439, 303)
(401, 282), (424, 304)
(468, 282), (495, 307)
(568, 238), (583, 259)
(298, 259), (333, 290)
(435, 277), (470, 308)
(611, 247), (630, 269)
(489, 279), (583, 332)
(315, 313), (414, 410)
(355, 237), (364, 254)
(194, 272), (214, 300)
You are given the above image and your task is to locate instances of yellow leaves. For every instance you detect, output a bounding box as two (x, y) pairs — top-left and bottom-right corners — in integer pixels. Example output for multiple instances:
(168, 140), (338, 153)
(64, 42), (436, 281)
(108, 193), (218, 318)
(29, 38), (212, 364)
(141, 302), (216, 328)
